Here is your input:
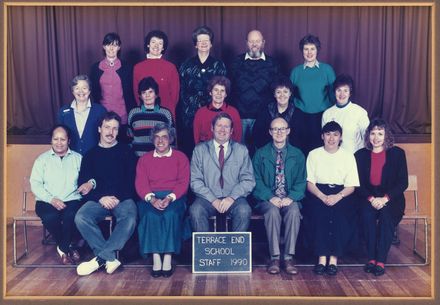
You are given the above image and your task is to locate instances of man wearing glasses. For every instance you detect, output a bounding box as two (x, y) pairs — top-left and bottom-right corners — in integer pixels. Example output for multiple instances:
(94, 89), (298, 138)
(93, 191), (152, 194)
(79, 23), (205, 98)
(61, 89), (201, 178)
(252, 117), (306, 275)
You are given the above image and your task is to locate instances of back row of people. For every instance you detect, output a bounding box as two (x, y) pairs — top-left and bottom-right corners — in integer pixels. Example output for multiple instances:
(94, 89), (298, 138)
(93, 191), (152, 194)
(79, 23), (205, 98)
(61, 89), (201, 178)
(57, 27), (369, 160)
(30, 111), (408, 279)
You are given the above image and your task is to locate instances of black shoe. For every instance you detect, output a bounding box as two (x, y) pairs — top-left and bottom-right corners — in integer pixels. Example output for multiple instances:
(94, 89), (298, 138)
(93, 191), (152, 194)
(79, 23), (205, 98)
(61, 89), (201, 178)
(313, 264), (326, 275)
(151, 269), (162, 278)
(364, 262), (376, 273)
(162, 266), (174, 278)
(373, 265), (385, 276)
(326, 264), (338, 276)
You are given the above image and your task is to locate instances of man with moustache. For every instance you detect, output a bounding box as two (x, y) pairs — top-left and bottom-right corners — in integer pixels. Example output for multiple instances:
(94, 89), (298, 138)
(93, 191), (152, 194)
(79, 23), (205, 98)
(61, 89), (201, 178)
(230, 29), (279, 153)
(74, 111), (137, 276)
(189, 112), (255, 232)
(252, 117), (306, 275)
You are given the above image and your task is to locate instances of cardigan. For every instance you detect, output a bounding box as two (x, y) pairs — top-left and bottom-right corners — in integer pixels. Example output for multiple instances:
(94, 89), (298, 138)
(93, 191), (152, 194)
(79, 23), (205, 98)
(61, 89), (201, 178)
(89, 59), (136, 116)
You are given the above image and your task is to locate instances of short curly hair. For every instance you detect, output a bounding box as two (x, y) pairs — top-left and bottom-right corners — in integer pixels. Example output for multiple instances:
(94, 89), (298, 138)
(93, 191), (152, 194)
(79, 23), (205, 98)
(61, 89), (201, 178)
(299, 34), (321, 53)
(144, 30), (168, 54)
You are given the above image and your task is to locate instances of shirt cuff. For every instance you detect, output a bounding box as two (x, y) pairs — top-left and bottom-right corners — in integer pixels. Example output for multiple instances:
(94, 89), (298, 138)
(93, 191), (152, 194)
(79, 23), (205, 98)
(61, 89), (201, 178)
(88, 179), (97, 189)
(145, 193), (155, 202)
(167, 193), (176, 202)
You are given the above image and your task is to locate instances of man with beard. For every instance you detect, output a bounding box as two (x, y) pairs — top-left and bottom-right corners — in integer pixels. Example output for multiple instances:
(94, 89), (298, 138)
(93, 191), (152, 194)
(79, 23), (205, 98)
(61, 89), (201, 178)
(74, 111), (137, 276)
(230, 30), (279, 155)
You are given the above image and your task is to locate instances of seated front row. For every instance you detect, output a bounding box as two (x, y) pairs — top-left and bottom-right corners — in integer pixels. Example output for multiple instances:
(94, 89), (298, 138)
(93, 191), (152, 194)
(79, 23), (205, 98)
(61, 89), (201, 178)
(29, 112), (408, 278)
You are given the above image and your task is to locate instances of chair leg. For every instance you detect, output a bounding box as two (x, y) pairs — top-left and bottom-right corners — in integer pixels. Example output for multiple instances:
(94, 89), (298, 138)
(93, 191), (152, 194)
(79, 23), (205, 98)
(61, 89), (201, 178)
(392, 226), (400, 245)
(23, 221), (29, 255)
(13, 220), (18, 265)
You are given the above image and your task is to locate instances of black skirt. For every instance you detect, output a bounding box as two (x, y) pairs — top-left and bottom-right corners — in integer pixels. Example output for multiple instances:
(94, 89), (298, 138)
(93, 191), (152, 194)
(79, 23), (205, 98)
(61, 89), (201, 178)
(304, 184), (357, 257)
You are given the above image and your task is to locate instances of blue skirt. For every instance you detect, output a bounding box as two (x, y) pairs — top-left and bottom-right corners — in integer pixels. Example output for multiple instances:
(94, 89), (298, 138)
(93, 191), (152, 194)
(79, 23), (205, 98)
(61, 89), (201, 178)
(137, 191), (187, 256)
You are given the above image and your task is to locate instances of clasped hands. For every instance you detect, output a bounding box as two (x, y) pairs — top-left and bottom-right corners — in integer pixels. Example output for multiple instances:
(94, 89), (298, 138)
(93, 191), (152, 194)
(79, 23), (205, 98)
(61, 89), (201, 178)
(212, 197), (234, 213)
(269, 197), (293, 208)
(319, 194), (342, 206)
(369, 196), (389, 210)
(150, 196), (172, 211)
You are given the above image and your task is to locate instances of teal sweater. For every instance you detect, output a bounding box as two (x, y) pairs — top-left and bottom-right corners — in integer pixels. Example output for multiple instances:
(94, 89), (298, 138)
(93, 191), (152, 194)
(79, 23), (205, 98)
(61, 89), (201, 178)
(252, 143), (306, 203)
(290, 62), (336, 114)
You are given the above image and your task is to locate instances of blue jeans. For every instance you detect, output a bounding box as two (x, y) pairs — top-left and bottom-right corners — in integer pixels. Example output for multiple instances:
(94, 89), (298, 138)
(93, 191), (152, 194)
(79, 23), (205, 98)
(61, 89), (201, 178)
(189, 197), (251, 232)
(75, 199), (137, 261)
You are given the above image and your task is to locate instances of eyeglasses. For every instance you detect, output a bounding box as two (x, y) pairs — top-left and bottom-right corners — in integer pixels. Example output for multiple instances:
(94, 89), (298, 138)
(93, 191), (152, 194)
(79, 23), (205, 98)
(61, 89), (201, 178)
(271, 127), (289, 133)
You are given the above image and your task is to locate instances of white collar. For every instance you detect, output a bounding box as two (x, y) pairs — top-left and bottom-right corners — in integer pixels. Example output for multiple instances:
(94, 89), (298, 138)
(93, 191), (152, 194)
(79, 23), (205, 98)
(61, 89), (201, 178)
(153, 147), (173, 158)
(303, 60), (320, 69)
(213, 139), (229, 151)
(245, 52), (266, 61)
(70, 99), (92, 110)
(146, 53), (162, 59)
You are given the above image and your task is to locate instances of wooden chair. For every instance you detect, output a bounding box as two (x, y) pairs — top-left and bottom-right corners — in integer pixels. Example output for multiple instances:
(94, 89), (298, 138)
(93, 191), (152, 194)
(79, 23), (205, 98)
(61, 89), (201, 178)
(13, 177), (114, 268)
(395, 174), (429, 265)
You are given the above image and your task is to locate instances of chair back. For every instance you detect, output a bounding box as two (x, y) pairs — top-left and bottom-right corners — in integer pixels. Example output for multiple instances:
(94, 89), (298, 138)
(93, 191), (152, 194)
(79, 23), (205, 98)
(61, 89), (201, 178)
(21, 176), (36, 215)
(404, 175), (419, 215)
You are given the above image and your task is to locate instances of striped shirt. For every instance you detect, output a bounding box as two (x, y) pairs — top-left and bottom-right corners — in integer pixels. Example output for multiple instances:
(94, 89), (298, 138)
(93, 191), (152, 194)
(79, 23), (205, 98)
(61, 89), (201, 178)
(127, 105), (173, 156)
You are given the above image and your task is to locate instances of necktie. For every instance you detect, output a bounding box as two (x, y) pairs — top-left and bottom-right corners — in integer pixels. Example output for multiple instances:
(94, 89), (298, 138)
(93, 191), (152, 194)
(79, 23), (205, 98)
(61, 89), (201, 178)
(219, 144), (225, 188)
(274, 150), (286, 198)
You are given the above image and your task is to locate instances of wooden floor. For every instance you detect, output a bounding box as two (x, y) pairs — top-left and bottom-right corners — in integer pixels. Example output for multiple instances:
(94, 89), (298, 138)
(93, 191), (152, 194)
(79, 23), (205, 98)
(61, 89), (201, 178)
(5, 222), (432, 297)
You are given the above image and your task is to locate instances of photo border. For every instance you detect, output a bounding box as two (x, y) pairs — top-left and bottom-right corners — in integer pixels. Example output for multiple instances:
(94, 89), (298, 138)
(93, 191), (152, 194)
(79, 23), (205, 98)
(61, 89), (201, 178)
(1, 0), (437, 304)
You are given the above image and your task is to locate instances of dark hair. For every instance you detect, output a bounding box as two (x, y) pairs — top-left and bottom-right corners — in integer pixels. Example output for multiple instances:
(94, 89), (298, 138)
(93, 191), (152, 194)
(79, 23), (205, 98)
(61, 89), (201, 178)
(322, 121), (342, 135)
(364, 118), (394, 150)
(100, 111), (121, 127)
(102, 32), (121, 46)
(299, 34), (321, 53)
(270, 76), (294, 94)
(333, 74), (354, 95)
(211, 112), (233, 129)
(137, 77), (160, 105)
(102, 32), (121, 57)
(207, 76), (231, 96)
(144, 30), (168, 54)
(152, 122), (176, 144)
(192, 25), (214, 46)
(71, 74), (90, 90)
(50, 124), (72, 141)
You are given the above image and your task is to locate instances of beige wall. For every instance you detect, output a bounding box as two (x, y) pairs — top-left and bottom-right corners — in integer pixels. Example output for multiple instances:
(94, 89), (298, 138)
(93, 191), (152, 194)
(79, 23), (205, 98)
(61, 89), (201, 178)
(5, 143), (432, 222)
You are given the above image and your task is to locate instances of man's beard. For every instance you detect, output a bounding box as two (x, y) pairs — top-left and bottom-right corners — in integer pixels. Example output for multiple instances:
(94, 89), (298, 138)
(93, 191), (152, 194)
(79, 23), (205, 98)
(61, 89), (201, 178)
(248, 48), (263, 59)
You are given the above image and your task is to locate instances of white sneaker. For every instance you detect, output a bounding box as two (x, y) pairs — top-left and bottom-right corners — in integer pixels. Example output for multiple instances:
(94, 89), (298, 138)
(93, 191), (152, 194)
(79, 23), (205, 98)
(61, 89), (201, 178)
(105, 259), (121, 274)
(76, 257), (102, 276)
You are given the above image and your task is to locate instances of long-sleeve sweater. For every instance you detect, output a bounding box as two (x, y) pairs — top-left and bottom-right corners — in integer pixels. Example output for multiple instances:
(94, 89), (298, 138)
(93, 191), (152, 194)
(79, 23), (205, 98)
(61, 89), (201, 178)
(135, 149), (190, 200)
(230, 54), (279, 119)
(193, 103), (242, 144)
(78, 143), (136, 202)
(133, 58), (180, 119)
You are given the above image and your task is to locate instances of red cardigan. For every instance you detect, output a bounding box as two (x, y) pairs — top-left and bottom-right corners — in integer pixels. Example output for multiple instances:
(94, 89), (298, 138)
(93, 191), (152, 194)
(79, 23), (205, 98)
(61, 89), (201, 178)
(133, 58), (180, 119)
(193, 103), (242, 144)
(135, 149), (190, 200)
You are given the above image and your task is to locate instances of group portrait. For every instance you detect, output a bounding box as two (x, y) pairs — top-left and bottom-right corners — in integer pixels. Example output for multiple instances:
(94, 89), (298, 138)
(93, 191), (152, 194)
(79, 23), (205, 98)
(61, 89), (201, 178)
(2, 1), (436, 304)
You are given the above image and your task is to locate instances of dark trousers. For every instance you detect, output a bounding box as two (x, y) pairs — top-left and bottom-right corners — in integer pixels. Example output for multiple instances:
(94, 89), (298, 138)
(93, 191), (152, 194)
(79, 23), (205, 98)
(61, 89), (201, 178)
(294, 108), (323, 157)
(35, 200), (81, 253)
(360, 198), (404, 263)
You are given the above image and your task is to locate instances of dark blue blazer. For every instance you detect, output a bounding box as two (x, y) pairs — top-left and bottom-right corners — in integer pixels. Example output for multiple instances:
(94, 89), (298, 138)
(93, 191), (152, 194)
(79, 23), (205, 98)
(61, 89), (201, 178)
(57, 102), (107, 155)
